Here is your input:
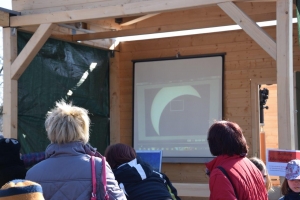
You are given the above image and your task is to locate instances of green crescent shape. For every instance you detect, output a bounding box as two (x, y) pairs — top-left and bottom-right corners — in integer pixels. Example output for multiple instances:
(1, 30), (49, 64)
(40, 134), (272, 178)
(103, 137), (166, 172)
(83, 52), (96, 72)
(151, 85), (201, 135)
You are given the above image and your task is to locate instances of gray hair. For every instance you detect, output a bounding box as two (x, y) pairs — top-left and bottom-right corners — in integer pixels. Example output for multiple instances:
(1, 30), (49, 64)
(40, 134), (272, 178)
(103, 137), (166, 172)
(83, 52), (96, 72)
(45, 100), (90, 144)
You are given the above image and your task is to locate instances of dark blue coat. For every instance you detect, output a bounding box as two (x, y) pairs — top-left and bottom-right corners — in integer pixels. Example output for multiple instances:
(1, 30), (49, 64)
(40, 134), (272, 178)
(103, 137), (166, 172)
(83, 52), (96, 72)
(113, 158), (180, 200)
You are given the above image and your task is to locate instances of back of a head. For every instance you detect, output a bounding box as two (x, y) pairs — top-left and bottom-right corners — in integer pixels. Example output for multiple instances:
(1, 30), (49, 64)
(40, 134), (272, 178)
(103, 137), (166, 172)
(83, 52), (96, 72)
(105, 143), (136, 169)
(249, 157), (273, 192)
(249, 157), (265, 171)
(45, 100), (90, 144)
(0, 179), (44, 200)
(207, 120), (248, 156)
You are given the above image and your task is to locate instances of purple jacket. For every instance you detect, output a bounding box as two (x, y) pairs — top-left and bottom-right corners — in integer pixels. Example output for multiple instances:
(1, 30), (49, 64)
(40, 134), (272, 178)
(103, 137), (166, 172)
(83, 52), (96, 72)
(26, 142), (126, 200)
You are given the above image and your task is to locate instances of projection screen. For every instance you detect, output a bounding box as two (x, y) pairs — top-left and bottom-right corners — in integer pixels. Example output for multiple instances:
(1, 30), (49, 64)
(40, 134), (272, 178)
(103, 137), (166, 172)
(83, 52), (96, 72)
(133, 55), (224, 163)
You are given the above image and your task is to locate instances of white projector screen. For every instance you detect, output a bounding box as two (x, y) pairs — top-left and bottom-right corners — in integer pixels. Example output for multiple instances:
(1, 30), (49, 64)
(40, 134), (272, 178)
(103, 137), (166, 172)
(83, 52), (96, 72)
(133, 55), (224, 163)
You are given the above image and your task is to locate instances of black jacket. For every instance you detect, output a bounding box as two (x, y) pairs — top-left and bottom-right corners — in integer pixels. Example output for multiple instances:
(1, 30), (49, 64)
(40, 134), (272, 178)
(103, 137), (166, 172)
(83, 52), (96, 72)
(0, 138), (27, 187)
(113, 158), (181, 200)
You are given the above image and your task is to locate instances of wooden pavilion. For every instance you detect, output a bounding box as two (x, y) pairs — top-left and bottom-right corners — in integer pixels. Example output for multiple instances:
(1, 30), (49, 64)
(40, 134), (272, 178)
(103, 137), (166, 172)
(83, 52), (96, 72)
(0, 0), (296, 198)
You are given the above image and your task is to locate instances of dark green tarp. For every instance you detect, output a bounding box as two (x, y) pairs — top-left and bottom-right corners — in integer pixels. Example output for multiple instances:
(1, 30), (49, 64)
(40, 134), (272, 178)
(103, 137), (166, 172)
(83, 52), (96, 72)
(17, 31), (110, 154)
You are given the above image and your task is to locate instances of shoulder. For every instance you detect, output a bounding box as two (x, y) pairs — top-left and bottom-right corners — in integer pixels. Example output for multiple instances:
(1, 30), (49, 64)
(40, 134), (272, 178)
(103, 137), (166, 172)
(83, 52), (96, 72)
(278, 196), (285, 200)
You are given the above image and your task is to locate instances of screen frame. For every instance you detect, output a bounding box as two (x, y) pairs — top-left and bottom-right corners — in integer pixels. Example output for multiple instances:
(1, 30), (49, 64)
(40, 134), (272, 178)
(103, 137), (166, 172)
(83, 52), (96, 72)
(132, 53), (225, 163)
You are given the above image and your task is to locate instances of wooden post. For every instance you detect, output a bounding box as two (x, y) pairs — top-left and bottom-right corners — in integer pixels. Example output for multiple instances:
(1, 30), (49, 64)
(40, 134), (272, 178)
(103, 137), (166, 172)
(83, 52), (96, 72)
(276, 0), (295, 150)
(3, 28), (18, 138)
(109, 51), (121, 144)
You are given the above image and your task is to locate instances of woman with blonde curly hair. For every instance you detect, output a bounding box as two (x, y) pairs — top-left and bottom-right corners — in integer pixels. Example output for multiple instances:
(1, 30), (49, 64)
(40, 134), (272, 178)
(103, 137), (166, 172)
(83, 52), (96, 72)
(26, 101), (126, 200)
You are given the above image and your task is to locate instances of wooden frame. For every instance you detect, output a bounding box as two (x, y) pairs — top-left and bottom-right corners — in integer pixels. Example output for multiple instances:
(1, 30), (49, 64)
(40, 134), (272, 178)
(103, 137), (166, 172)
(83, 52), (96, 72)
(0, 0), (296, 198)
(1, 0), (294, 150)
(250, 78), (276, 157)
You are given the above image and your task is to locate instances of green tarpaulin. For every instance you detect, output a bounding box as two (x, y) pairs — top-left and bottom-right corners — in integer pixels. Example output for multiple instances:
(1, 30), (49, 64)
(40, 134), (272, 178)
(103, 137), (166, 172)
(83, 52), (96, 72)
(17, 31), (110, 154)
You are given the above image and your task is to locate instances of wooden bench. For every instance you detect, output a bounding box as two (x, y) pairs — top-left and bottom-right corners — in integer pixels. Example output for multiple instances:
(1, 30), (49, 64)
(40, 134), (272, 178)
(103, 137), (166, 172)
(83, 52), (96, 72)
(173, 183), (210, 197)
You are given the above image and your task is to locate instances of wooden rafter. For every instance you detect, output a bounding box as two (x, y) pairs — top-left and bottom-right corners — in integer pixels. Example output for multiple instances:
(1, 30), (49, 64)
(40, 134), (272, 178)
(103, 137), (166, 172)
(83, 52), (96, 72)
(0, 10), (9, 27)
(120, 13), (160, 26)
(218, 2), (276, 60)
(11, 23), (56, 80)
(72, 22), (212, 41)
(10, 0), (276, 27)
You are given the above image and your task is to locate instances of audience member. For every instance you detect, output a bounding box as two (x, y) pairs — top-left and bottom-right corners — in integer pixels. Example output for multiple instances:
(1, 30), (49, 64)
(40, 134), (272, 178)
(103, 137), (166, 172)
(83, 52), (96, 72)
(104, 143), (180, 200)
(279, 159), (300, 200)
(0, 137), (27, 187)
(249, 157), (273, 192)
(21, 152), (45, 168)
(0, 179), (44, 199)
(205, 120), (268, 200)
(25, 101), (126, 200)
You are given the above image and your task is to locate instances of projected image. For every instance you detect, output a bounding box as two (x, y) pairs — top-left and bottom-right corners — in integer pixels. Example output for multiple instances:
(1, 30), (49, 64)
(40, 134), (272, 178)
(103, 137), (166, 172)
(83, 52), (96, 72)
(145, 84), (210, 137)
(133, 56), (224, 160)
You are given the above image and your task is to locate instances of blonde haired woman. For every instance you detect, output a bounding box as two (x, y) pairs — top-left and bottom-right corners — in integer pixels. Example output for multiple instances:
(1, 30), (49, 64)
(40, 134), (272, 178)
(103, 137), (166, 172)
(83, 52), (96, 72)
(26, 101), (126, 200)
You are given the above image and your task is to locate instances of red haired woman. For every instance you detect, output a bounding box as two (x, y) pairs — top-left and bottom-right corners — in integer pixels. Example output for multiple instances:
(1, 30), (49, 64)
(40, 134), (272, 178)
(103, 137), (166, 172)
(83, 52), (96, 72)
(205, 120), (268, 200)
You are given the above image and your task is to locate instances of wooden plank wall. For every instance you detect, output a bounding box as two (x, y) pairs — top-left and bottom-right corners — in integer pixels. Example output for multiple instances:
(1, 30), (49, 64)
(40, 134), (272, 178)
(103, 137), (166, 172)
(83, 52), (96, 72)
(118, 24), (300, 200)
(262, 84), (278, 150)
(261, 84), (280, 186)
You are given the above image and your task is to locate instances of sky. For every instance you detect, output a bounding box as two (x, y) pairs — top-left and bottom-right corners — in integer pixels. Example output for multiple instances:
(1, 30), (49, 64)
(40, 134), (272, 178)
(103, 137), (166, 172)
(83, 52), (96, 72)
(0, 1), (12, 106)
(0, 1), (12, 61)
(0, 1), (11, 9)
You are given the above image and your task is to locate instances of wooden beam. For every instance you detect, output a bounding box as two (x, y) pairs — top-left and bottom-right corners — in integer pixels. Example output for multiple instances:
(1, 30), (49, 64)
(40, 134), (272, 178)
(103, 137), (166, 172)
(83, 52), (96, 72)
(0, 10), (9, 27)
(276, 0), (295, 149)
(218, 2), (276, 60)
(74, 19), (244, 41)
(72, 25), (179, 41)
(10, 23), (56, 80)
(19, 25), (115, 50)
(120, 13), (160, 26)
(3, 28), (18, 138)
(109, 51), (121, 144)
(10, 0), (260, 27)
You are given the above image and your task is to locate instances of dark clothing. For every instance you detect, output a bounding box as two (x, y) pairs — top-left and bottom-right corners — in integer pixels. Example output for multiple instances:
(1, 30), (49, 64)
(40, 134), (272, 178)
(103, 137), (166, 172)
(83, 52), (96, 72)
(0, 165), (27, 187)
(205, 155), (268, 200)
(0, 138), (27, 187)
(279, 191), (300, 200)
(113, 158), (180, 200)
(21, 152), (45, 168)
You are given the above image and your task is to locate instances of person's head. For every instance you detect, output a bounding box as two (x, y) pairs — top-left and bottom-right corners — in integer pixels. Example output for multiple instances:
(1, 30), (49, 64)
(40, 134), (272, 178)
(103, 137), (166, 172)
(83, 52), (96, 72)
(104, 143), (136, 169)
(249, 157), (272, 191)
(45, 100), (90, 144)
(0, 179), (44, 200)
(207, 120), (248, 156)
(281, 159), (300, 195)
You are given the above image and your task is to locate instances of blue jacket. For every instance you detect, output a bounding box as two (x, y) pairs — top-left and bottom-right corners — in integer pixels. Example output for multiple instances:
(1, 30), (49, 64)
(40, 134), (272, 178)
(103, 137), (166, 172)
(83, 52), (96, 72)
(113, 158), (180, 200)
(26, 142), (126, 200)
